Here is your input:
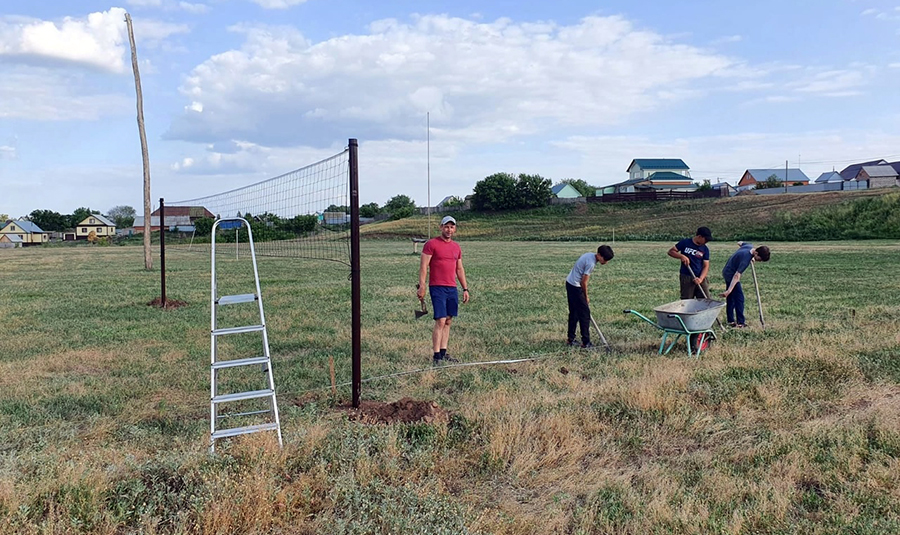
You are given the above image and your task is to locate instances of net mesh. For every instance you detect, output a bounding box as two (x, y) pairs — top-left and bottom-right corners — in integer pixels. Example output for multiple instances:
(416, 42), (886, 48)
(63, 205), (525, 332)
(168, 149), (350, 264)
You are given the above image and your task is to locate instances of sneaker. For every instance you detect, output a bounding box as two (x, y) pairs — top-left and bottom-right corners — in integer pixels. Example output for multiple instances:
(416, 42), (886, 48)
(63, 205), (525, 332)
(567, 339), (578, 347)
(727, 322), (737, 327)
(443, 355), (459, 363)
(581, 342), (595, 349)
(735, 323), (747, 329)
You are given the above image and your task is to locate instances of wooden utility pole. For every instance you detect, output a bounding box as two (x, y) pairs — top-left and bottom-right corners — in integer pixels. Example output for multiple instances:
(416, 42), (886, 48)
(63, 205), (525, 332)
(125, 13), (152, 270)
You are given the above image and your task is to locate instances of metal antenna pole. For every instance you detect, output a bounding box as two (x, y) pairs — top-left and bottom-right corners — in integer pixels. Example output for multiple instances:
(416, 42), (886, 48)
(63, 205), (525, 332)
(427, 112), (431, 239)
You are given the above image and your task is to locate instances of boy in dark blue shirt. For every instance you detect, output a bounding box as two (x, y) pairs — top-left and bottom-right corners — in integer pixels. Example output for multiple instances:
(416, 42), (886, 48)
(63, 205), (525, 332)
(667, 227), (712, 299)
(720, 242), (771, 327)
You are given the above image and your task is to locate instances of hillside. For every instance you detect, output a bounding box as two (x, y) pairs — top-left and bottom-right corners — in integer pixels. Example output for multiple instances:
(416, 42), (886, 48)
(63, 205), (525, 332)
(362, 188), (900, 241)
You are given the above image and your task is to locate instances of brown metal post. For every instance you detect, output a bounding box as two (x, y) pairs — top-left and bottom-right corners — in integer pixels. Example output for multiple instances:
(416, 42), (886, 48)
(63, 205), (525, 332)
(349, 139), (361, 408)
(159, 198), (166, 307)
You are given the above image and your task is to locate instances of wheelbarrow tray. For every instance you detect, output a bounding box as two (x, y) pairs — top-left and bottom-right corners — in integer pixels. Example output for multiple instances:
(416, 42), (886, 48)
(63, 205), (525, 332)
(653, 299), (725, 331)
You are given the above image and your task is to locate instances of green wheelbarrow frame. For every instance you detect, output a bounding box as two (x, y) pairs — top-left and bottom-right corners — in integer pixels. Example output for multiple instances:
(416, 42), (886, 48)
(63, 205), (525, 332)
(623, 309), (715, 358)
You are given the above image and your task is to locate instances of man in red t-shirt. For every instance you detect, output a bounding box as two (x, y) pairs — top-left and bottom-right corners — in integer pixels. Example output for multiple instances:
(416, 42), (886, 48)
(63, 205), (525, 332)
(417, 215), (470, 365)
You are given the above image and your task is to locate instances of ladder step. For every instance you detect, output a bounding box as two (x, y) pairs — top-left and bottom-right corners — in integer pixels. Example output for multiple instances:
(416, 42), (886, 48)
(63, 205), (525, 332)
(211, 422), (279, 440)
(217, 409), (271, 419)
(217, 293), (257, 305)
(212, 325), (265, 336)
(212, 356), (270, 370)
(212, 389), (275, 404)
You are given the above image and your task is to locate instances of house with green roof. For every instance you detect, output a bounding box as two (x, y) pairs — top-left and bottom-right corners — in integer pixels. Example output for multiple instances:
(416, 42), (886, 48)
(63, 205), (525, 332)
(626, 159), (691, 181)
(611, 159), (696, 193)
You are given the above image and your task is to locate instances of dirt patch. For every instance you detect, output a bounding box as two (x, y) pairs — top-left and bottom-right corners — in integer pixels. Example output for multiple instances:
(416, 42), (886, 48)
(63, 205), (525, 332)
(147, 297), (189, 309)
(342, 397), (449, 424)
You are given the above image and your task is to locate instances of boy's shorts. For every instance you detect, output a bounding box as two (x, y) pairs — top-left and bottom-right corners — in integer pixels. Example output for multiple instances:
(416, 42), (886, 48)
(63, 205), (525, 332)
(429, 286), (459, 319)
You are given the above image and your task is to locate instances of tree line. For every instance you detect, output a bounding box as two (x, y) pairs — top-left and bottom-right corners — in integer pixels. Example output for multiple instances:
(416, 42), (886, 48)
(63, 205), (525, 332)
(18, 206), (136, 232)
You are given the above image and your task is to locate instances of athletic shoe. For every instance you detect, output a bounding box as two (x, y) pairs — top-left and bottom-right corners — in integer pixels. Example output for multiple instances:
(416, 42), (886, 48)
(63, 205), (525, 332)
(443, 355), (459, 363)
(581, 342), (595, 349)
(567, 339), (578, 347)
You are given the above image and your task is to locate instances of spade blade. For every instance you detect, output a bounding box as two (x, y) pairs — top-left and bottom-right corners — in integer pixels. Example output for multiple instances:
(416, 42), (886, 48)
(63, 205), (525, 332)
(415, 299), (428, 319)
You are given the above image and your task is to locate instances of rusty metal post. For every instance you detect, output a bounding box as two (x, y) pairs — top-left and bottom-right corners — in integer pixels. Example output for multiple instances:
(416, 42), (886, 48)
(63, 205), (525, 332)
(349, 139), (361, 408)
(159, 198), (166, 307)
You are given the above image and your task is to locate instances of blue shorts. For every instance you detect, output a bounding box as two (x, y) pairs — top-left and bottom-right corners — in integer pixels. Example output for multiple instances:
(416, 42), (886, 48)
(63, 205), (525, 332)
(429, 286), (459, 319)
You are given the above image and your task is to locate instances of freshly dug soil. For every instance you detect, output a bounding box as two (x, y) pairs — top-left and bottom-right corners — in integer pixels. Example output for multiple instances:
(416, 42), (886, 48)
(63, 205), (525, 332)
(342, 397), (449, 424)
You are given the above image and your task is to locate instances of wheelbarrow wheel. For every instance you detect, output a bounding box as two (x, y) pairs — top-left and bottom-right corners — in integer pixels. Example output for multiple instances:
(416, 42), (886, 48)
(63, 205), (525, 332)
(689, 333), (712, 353)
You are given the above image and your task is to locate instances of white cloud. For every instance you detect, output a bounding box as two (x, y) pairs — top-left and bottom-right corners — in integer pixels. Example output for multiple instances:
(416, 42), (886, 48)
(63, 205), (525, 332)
(710, 35), (742, 45)
(127, 0), (163, 7)
(250, 0), (310, 9)
(179, 2), (210, 14)
(0, 67), (131, 120)
(0, 8), (128, 73)
(790, 68), (867, 96)
(0, 145), (16, 160)
(166, 14), (734, 147)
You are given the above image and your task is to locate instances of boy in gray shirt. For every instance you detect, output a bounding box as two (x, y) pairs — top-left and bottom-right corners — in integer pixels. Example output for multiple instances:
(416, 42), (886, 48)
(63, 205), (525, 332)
(566, 245), (614, 348)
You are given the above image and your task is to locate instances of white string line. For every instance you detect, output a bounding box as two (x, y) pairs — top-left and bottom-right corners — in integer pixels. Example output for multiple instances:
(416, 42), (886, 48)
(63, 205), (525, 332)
(276, 348), (587, 398)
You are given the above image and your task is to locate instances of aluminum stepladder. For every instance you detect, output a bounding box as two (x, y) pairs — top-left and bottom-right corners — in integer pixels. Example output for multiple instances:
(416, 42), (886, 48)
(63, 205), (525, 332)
(209, 217), (282, 452)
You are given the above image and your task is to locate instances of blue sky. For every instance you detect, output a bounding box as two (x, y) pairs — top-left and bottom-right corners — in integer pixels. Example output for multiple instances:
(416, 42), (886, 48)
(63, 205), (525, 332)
(2, 0), (899, 217)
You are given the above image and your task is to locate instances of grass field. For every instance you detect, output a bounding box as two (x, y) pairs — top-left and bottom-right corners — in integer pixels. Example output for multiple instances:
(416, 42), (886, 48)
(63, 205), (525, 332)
(2, 238), (900, 534)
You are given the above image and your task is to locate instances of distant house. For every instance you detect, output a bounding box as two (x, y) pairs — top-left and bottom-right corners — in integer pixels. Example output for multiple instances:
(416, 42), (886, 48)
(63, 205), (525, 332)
(323, 212), (351, 225)
(711, 182), (737, 196)
(626, 159), (691, 181)
(857, 165), (900, 189)
(551, 183), (583, 198)
(151, 205), (215, 221)
(0, 220), (49, 246)
(130, 215), (194, 234)
(612, 171), (696, 194)
(75, 214), (116, 240)
(814, 171), (843, 184)
(0, 233), (24, 248)
(737, 169), (810, 189)
(839, 159), (887, 181)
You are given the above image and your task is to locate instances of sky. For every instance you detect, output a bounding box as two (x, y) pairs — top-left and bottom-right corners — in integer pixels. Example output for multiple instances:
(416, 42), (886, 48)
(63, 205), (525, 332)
(1, 0), (900, 218)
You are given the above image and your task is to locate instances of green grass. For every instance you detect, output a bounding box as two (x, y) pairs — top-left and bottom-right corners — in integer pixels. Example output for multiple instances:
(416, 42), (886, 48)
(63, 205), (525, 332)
(1, 238), (900, 534)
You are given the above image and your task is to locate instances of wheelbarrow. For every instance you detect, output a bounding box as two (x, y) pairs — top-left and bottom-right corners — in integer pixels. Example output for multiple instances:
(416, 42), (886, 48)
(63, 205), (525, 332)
(624, 298), (725, 357)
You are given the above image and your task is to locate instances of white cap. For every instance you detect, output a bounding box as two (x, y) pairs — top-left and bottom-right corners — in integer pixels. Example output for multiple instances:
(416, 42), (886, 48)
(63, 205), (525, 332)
(440, 215), (457, 226)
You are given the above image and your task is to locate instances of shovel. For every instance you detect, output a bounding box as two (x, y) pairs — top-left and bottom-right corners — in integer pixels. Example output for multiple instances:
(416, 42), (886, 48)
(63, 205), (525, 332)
(415, 298), (428, 320)
(589, 314), (613, 354)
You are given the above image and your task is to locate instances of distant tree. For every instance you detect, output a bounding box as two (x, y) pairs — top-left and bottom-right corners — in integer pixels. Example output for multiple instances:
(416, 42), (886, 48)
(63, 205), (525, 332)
(194, 217), (214, 236)
(360, 202), (381, 218)
(107, 205), (136, 228)
(516, 173), (552, 208)
(325, 204), (349, 213)
(792, 182), (804, 186)
(384, 195), (416, 220)
(28, 209), (68, 231)
(69, 207), (100, 228)
(754, 174), (783, 190)
(472, 172), (519, 211)
(559, 178), (596, 197)
(277, 214), (317, 234)
(695, 180), (712, 191)
(0, 214), (9, 223)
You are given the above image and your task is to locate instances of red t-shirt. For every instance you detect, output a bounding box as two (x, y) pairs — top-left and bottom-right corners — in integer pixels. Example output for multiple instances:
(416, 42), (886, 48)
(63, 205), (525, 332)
(422, 237), (462, 287)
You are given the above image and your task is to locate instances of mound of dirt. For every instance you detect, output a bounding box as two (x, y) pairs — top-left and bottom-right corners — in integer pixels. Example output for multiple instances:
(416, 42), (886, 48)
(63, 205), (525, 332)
(343, 397), (449, 424)
(147, 297), (189, 309)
